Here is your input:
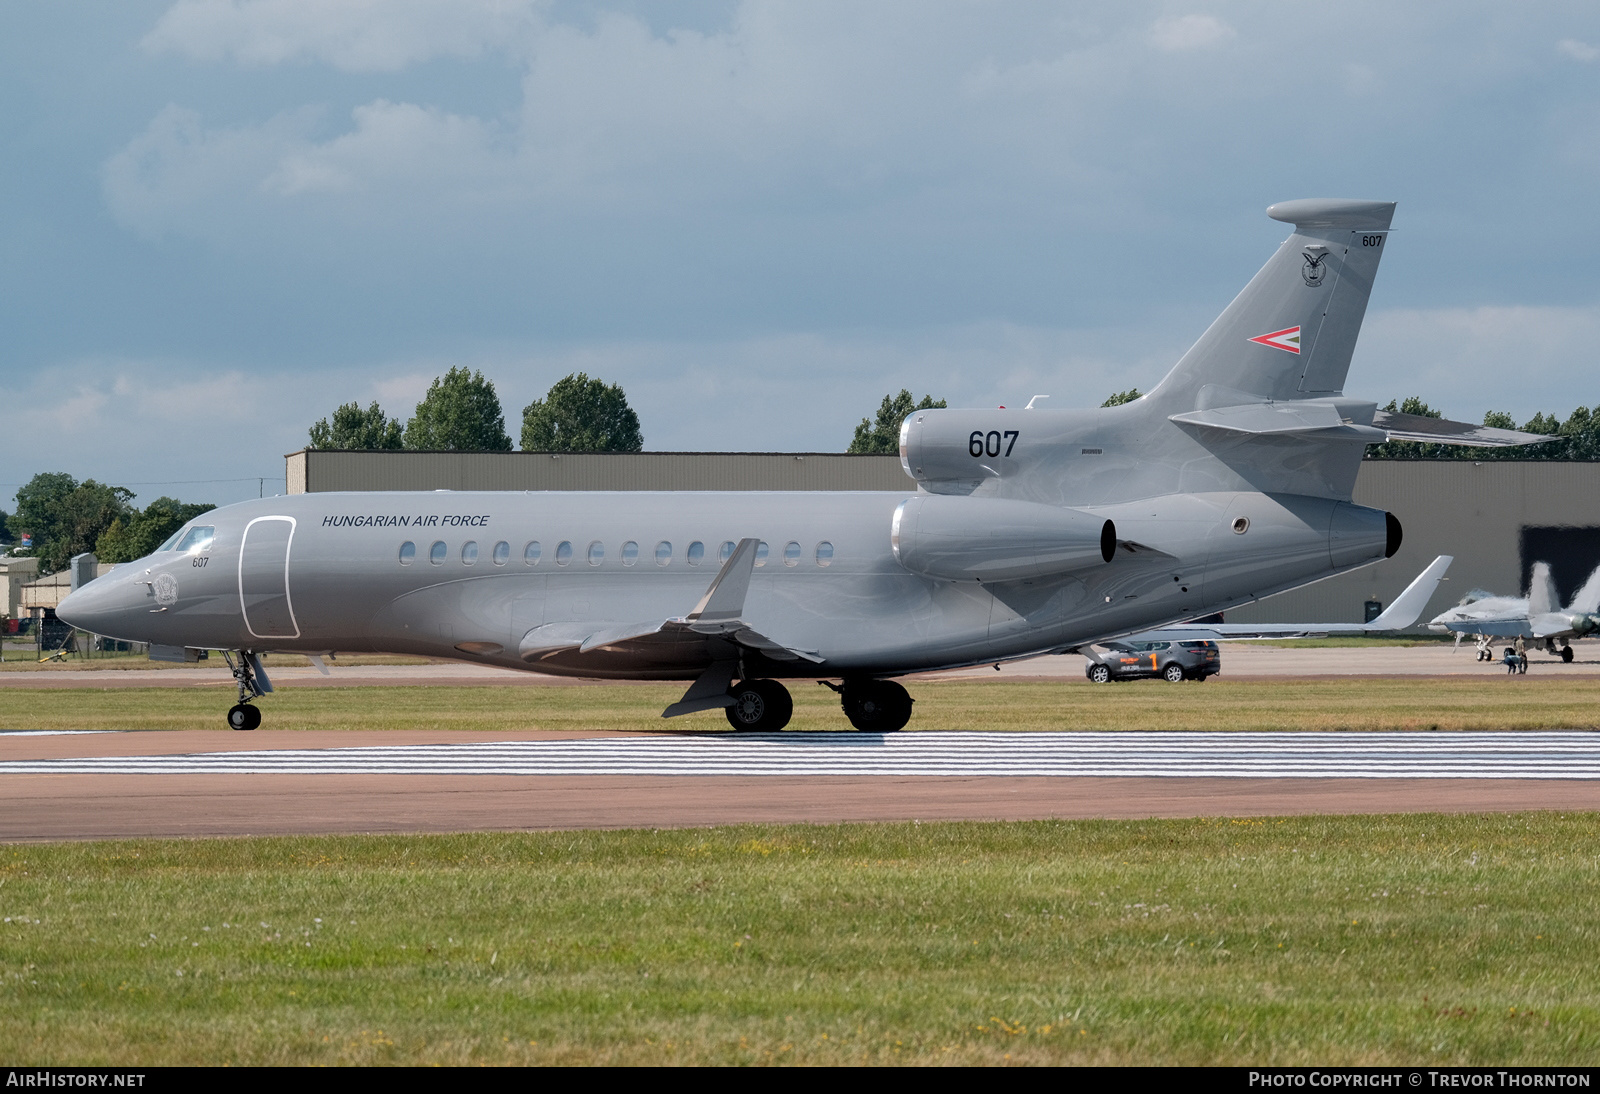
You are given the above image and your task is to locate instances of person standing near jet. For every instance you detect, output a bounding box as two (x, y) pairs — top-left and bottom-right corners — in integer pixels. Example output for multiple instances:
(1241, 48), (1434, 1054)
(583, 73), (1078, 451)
(1514, 635), (1528, 673)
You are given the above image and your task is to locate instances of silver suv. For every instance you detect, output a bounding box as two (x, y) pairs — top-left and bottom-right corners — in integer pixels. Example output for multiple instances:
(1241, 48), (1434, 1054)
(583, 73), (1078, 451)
(1084, 640), (1220, 683)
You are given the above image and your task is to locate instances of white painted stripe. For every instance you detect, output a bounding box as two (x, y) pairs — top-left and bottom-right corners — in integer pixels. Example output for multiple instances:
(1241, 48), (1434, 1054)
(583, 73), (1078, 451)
(3, 731), (1599, 779)
(0, 730), (115, 737)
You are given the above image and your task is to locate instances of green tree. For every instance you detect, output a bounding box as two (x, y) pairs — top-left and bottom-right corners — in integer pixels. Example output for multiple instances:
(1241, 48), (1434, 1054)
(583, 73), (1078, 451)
(1556, 405), (1600, 461)
(9, 473), (134, 573)
(1101, 388), (1142, 407)
(403, 368), (512, 451)
(308, 401), (403, 450)
(849, 391), (947, 454)
(95, 497), (217, 563)
(520, 373), (644, 453)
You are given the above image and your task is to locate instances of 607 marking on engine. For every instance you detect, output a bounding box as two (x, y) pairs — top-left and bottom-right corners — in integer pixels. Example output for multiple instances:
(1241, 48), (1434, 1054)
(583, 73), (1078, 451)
(969, 430), (1020, 458)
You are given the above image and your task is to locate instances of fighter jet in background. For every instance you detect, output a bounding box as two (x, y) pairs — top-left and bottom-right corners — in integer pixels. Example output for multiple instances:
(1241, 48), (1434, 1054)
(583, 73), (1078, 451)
(1428, 562), (1600, 662)
(58, 199), (1549, 731)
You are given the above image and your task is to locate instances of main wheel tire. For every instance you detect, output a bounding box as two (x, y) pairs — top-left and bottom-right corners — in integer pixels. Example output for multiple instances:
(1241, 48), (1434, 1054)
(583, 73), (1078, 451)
(841, 680), (913, 732)
(724, 679), (793, 731)
(1088, 664), (1112, 684)
(1163, 663), (1186, 683)
(1563, 646), (1575, 663)
(227, 704), (259, 731)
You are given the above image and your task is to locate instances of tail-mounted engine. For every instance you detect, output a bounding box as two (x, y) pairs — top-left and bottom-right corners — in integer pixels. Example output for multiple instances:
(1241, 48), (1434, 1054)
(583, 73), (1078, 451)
(891, 495), (1115, 583)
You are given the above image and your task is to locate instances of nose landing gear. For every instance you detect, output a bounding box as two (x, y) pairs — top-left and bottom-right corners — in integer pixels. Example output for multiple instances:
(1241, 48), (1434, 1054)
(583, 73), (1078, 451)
(221, 650), (273, 731)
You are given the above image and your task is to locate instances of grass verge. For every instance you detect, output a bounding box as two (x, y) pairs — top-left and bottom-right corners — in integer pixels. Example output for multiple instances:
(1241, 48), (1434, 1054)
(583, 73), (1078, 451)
(2, 678), (1600, 733)
(1, 815), (1597, 1065)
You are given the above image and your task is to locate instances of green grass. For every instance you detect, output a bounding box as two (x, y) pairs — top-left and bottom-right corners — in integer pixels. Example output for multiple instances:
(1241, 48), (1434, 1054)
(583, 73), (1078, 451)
(3, 678), (1600, 734)
(1, 816), (1597, 1065)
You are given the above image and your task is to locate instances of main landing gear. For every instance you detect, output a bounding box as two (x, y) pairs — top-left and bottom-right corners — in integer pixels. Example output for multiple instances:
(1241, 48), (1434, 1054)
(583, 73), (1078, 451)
(222, 650), (272, 731)
(823, 678), (914, 732)
(725, 679), (794, 732)
(721, 677), (916, 732)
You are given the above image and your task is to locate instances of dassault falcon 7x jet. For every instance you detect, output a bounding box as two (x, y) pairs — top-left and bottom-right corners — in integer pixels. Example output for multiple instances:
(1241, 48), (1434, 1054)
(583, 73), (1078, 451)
(59, 199), (1545, 732)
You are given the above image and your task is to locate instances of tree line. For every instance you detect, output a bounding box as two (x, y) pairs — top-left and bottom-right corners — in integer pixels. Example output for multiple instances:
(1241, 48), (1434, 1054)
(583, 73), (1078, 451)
(309, 369), (644, 453)
(3, 474), (214, 574)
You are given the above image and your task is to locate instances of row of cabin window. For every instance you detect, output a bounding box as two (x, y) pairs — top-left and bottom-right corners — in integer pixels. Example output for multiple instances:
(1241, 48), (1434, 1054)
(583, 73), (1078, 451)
(397, 539), (836, 568)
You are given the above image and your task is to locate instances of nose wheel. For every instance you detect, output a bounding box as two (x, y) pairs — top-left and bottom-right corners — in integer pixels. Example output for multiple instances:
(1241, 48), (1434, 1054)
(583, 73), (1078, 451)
(221, 650), (272, 730)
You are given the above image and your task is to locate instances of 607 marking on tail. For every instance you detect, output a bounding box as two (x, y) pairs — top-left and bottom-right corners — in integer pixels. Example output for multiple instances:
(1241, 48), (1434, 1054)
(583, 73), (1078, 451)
(969, 430), (1020, 458)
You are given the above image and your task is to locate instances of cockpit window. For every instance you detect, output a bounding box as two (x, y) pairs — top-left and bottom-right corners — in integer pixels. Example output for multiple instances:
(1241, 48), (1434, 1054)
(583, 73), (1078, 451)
(174, 526), (215, 553)
(156, 530), (184, 552)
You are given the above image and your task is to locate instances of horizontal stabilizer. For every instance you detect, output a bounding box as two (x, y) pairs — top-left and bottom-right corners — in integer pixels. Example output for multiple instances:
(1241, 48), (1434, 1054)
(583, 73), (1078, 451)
(1171, 401), (1385, 443)
(1373, 411), (1555, 449)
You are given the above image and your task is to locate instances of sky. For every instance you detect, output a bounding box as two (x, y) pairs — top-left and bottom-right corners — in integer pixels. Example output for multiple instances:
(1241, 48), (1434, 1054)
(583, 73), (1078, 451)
(5, 1), (1600, 511)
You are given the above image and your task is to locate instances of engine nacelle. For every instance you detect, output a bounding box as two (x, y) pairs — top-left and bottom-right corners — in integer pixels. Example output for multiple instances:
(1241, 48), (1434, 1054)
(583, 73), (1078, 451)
(899, 408), (1047, 493)
(891, 495), (1115, 583)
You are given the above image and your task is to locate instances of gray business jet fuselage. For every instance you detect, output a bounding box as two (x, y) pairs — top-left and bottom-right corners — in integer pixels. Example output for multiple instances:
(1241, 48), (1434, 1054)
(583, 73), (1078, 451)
(59, 199), (1536, 731)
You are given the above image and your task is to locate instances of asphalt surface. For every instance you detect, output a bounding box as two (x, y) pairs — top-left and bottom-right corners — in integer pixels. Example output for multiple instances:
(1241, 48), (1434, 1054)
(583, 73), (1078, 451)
(3, 647), (1598, 840)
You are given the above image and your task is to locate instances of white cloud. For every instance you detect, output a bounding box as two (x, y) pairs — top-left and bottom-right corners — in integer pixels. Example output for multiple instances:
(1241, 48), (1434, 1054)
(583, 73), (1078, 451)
(262, 100), (499, 196)
(1353, 304), (1600, 422)
(1558, 38), (1599, 62)
(142, 0), (541, 72)
(1148, 14), (1235, 53)
(101, 104), (321, 239)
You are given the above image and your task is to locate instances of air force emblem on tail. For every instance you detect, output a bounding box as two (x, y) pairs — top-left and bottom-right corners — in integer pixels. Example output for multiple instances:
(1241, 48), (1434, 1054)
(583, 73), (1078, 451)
(1301, 244), (1330, 287)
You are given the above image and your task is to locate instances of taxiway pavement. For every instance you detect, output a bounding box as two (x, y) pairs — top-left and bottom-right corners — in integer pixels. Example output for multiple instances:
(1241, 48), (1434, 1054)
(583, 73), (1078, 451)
(4, 647), (1598, 841)
(1, 728), (1596, 842)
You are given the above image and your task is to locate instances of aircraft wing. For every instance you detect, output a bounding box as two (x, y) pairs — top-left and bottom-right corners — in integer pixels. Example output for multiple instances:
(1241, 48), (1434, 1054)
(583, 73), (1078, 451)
(558, 617), (823, 662)
(1120, 555), (1453, 642)
(1430, 617), (1533, 637)
(514, 539), (824, 719)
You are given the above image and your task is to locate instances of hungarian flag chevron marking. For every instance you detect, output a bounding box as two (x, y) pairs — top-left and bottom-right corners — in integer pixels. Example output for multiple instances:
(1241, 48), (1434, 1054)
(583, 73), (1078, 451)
(1248, 326), (1302, 354)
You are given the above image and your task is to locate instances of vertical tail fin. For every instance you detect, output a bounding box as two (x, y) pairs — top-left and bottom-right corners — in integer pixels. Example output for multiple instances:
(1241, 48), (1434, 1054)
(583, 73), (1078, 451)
(1528, 562), (1560, 617)
(1146, 199), (1395, 407)
(1566, 563), (1600, 614)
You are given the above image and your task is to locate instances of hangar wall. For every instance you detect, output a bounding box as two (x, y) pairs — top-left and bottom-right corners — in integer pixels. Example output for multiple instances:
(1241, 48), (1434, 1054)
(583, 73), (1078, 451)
(284, 449), (908, 494)
(286, 450), (1598, 628)
(1227, 461), (1600, 627)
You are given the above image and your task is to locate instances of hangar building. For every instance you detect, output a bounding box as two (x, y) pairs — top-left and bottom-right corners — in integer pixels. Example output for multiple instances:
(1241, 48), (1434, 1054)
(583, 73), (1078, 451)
(285, 449), (1600, 629)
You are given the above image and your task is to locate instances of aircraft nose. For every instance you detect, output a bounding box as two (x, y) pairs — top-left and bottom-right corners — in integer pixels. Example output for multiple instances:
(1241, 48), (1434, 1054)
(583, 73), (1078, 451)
(57, 573), (143, 638)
